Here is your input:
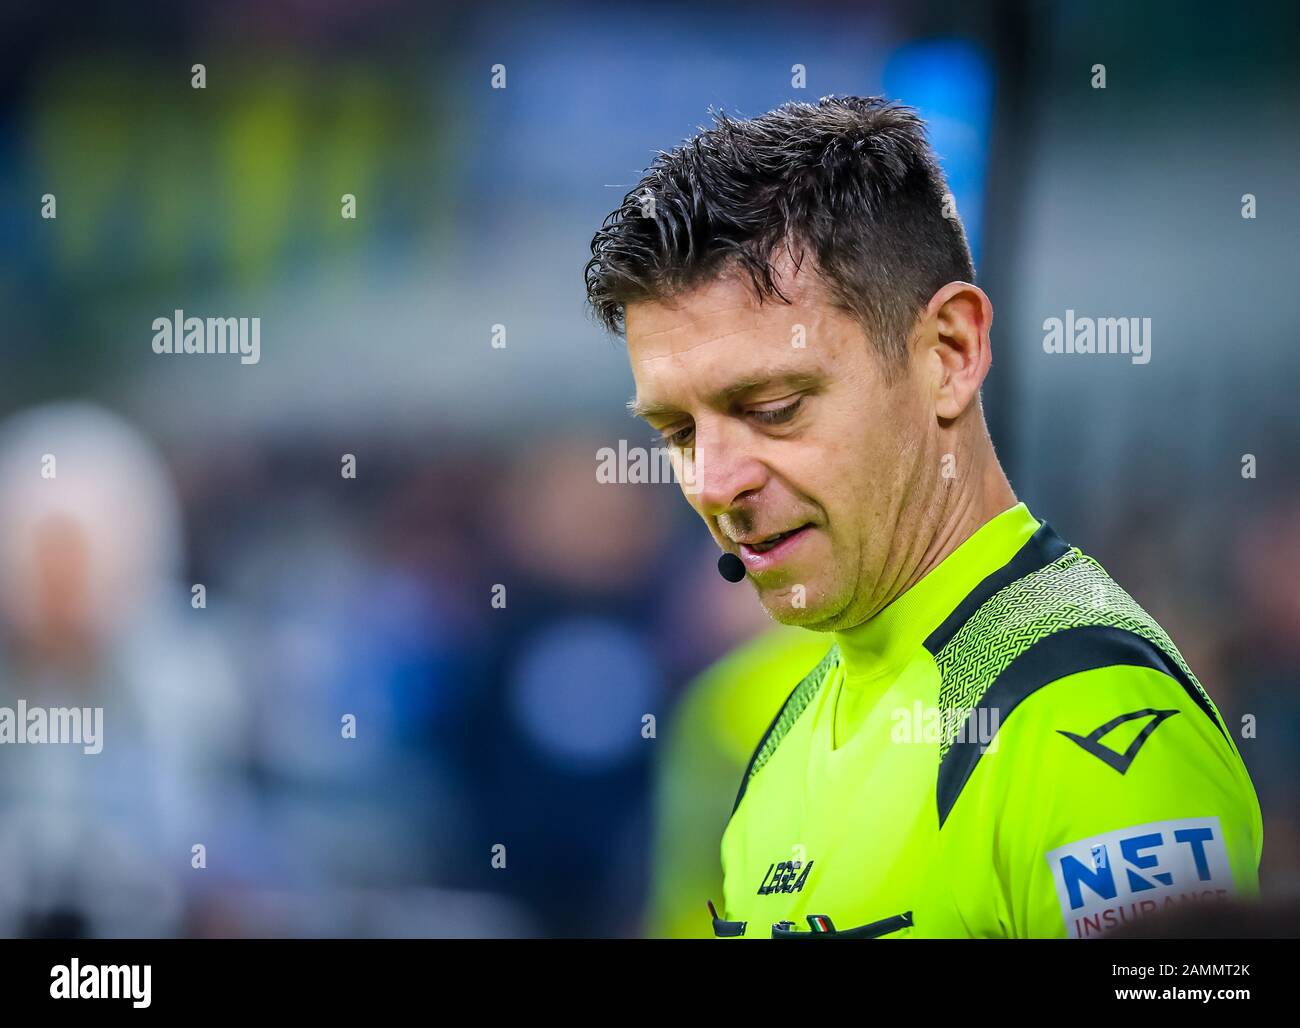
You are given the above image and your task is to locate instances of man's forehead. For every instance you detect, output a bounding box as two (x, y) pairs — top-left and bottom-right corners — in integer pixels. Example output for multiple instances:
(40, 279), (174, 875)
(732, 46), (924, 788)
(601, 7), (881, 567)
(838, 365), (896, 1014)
(625, 273), (840, 361)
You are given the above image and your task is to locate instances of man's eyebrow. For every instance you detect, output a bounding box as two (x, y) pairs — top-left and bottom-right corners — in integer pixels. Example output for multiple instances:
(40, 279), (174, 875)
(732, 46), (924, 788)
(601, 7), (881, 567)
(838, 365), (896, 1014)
(717, 371), (822, 404)
(628, 370), (823, 421)
(627, 397), (680, 420)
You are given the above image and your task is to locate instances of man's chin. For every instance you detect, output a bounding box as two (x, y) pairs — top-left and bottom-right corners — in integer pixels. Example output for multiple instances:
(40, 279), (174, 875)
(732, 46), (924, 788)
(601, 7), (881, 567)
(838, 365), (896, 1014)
(755, 583), (845, 632)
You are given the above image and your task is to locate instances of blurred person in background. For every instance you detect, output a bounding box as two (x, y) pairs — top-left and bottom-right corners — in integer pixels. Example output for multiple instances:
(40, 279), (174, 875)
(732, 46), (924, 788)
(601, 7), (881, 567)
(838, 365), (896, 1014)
(168, 437), (532, 937)
(0, 402), (248, 936)
(451, 438), (679, 936)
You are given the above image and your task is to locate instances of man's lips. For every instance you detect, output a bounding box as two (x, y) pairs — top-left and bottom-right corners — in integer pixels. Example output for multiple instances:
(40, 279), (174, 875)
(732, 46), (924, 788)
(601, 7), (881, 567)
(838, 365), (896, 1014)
(734, 524), (814, 566)
(739, 525), (806, 553)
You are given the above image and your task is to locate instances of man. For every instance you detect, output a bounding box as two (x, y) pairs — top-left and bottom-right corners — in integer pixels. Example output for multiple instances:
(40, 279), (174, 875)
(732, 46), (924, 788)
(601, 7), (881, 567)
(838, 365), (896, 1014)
(584, 96), (1262, 938)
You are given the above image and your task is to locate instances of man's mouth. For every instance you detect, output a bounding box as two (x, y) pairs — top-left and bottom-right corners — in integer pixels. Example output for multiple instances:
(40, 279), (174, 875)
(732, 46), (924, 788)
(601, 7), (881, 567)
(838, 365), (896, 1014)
(743, 530), (800, 553)
(733, 527), (811, 566)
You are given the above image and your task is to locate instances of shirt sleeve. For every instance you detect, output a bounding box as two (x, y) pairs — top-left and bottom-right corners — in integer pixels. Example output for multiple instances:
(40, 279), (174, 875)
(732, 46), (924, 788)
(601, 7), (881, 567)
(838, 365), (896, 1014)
(977, 663), (1263, 938)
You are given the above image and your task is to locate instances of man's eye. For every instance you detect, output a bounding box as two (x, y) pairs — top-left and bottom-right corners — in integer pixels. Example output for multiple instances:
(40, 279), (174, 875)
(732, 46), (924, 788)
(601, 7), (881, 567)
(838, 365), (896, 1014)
(661, 424), (694, 447)
(749, 397), (803, 426)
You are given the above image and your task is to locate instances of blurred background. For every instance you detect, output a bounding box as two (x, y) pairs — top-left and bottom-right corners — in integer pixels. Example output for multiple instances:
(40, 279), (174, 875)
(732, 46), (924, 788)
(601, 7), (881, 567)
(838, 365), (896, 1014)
(0, 0), (1295, 937)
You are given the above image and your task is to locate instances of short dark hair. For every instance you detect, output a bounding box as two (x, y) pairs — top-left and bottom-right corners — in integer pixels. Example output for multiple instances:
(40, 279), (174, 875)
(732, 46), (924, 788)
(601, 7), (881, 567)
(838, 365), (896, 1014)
(584, 96), (974, 371)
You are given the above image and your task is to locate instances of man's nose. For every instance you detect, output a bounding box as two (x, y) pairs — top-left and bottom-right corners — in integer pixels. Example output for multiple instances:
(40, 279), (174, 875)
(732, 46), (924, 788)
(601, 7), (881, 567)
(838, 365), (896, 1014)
(689, 419), (767, 519)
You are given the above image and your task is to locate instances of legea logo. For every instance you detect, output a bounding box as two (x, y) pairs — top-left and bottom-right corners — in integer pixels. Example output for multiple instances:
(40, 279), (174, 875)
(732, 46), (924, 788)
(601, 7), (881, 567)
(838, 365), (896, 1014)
(1046, 816), (1234, 938)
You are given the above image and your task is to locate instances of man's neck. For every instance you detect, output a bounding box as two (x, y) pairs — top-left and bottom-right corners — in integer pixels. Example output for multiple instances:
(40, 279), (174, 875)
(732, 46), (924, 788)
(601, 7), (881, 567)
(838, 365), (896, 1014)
(856, 433), (1016, 630)
(911, 451), (1017, 595)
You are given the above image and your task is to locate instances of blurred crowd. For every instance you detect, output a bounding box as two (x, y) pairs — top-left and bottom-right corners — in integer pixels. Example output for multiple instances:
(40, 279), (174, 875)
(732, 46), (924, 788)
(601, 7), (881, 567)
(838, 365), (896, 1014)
(0, 403), (785, 936)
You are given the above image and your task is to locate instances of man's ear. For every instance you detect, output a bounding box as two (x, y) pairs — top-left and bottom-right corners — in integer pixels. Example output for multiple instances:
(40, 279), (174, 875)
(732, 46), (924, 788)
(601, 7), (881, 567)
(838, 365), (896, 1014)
(921, 282), (994, 420)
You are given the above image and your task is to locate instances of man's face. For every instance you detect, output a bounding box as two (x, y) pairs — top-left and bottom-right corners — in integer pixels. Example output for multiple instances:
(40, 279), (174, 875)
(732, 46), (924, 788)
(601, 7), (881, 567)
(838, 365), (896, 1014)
(626, 267), (937, 631)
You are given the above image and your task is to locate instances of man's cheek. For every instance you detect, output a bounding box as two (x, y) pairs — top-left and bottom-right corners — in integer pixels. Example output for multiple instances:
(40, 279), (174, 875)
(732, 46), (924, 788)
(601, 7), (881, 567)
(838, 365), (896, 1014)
(668, 445), (704, 498)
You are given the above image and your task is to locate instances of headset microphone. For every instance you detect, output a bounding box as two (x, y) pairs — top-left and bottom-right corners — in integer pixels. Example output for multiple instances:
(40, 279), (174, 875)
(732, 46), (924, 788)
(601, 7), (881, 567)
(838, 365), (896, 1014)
(717, 552), (746, 583)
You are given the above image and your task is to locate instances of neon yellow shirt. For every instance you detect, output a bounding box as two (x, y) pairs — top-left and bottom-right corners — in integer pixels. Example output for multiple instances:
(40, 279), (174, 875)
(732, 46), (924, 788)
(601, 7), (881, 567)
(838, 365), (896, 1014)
(715, 503), (1263, 938)
(647, 628), (833, 938)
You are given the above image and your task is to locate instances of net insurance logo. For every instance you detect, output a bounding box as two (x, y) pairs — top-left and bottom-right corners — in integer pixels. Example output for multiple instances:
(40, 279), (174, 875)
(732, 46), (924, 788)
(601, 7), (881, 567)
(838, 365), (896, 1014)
(1046, 817), (1234, 938)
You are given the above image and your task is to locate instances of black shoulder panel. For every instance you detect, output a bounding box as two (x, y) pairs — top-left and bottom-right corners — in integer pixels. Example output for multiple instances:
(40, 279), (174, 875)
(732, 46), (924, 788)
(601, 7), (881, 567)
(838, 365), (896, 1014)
(935, 624), (1229, 828)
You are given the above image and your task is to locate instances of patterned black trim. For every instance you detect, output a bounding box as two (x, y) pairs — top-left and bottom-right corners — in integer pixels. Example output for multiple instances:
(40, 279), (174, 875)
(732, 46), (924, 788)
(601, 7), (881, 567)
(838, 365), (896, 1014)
(935, 625), (1231, 827)
(923, 520), (1072, 656)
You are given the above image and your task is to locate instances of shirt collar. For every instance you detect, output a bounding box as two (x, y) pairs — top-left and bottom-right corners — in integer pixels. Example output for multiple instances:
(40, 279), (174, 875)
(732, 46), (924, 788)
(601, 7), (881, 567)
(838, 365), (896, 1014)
(832, 502), (1040, 682)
